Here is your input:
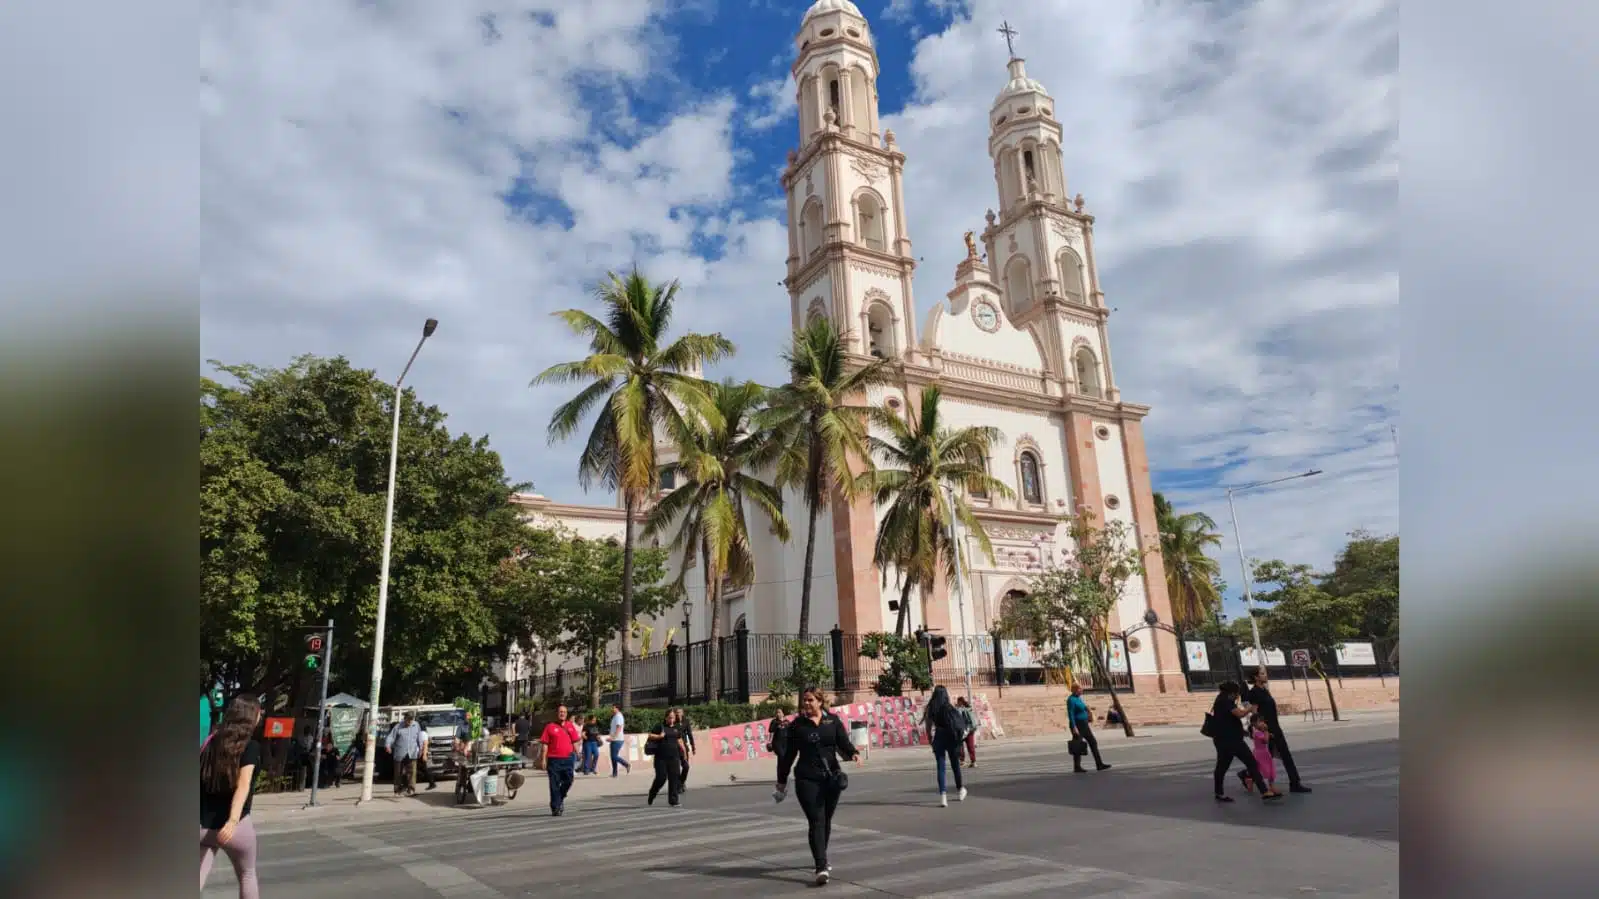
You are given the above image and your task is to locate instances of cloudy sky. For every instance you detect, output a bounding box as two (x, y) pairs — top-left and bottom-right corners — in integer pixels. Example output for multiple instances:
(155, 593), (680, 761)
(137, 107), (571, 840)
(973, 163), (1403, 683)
(201, 0), (1398, 619)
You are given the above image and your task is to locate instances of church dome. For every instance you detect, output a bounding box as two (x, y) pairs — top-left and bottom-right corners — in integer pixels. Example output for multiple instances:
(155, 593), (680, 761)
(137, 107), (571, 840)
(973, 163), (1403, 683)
(993, 58), (1050, 107)
(802, 0), (862, 22)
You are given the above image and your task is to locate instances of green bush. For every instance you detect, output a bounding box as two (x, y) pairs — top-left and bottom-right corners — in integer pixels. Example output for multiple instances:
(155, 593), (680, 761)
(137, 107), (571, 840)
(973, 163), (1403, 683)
(857, 632), (932, 697)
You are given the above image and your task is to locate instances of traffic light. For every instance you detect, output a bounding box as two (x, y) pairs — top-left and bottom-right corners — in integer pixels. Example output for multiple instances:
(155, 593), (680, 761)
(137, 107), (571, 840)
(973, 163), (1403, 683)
(304, 633), (324, 670)
(928, 633), (948, 662)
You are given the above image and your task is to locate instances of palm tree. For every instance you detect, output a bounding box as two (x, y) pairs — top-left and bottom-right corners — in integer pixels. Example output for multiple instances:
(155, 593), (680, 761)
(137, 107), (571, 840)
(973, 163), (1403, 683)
(1153, 492), (1224, 630)
(763, 317), (894, 639)
(860, 382), (1012, 636)
(532, 268), (733, 709)
(645, 379), (790, 699)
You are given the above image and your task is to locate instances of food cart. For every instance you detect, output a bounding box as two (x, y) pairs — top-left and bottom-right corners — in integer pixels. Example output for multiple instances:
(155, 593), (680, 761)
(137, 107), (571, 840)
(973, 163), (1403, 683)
(454, 738), (536, 807)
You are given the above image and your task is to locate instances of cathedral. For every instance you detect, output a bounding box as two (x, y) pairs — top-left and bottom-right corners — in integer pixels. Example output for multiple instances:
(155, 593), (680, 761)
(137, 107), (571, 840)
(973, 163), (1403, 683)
(518, 0), (1184, 695)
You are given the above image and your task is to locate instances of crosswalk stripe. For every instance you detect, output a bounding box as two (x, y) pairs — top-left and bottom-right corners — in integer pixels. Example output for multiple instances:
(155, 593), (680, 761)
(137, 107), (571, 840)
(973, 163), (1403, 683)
(849, 855), (1042, 890)
(917, 868), (1115, 897)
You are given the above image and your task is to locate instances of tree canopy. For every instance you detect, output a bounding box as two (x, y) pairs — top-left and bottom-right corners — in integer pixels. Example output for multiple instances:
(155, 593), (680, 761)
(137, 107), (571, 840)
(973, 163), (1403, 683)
(1245, 531), (1400, 649)
(201, 355), (530, 706)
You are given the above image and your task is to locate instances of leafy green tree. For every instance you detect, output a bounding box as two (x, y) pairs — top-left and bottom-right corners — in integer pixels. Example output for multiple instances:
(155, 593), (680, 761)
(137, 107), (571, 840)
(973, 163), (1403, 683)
(764, 317), (893, 639)
(646, 378), (789, 699)
(553, 535), (676, 711)
(859, 383), (1011, 636)
(999, 512), (1148, 736)
(1321, 530), (1399, 639)
(532, 268), (733, 709)
(1152, 492), (1225, 629)
(201, 355), (529, 707)
(1251, 559), (1364, 721)
(857, 633), (933, 697)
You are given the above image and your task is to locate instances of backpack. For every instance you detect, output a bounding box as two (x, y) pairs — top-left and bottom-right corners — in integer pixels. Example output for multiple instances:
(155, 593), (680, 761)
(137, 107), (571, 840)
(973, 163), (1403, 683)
(939, 703), (968, 739)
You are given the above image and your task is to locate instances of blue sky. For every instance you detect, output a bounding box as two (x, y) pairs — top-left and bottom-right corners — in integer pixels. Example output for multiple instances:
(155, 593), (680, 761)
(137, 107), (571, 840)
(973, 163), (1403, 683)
(200, 0), (1399, 622)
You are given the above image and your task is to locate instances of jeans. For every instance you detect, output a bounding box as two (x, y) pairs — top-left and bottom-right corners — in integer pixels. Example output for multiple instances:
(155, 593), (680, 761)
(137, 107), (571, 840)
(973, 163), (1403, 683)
(610, 739), (630, 775)
(933, 735), (964, 794)
(546, 755), (575, 811)
(794, 777), (842, 872)
(581, 740), (600, 774)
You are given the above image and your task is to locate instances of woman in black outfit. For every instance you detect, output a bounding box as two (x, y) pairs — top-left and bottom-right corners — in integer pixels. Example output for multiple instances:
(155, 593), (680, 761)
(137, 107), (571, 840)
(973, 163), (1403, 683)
(776, 686), (861, 886)
(1210, 681), (1282, 802)
(645, 707), (689, 806)
(674, 707), (695, 790)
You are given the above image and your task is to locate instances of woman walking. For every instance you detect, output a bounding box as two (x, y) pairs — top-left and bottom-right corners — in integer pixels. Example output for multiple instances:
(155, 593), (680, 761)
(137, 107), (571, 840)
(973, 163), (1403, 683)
(1207, 681), (1281, 803)
(776, 687), (860, 885)
(675, 708), (696, 791)
(922, 686), (967, 807)
(645, 708), (689, 806)
(955, 696), (979, 768)
(200, 695), (264, 898)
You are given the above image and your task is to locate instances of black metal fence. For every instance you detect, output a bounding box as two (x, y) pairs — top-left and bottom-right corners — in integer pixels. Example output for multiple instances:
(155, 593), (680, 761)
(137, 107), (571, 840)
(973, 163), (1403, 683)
(1175, 632), (1400, 693)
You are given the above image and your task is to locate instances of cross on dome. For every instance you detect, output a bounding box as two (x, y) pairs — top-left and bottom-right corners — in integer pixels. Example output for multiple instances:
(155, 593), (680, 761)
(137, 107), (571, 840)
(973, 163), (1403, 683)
(997, 20), (1019, 59)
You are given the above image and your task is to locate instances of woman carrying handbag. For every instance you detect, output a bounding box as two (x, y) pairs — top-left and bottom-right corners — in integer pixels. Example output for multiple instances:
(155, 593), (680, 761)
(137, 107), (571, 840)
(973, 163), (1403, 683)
(775, 687), (861, 885)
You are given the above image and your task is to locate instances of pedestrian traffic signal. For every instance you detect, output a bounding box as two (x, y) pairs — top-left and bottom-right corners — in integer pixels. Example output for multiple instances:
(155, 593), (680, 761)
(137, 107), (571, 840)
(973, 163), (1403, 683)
(928, 634), (948, 662)
(304, 632), (324, 670)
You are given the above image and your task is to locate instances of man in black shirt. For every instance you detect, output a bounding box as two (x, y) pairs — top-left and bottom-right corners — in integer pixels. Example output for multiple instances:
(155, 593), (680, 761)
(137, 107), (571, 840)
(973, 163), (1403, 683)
(1243, 668), (1312, 793)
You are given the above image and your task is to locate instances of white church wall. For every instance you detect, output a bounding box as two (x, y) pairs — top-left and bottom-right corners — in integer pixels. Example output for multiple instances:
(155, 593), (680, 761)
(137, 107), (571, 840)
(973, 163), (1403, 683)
(936, 399), (1073, 516)
(795, 271), (835, 326)
(931, 299), (1047, 371)
(1090, 421), (1157, 676)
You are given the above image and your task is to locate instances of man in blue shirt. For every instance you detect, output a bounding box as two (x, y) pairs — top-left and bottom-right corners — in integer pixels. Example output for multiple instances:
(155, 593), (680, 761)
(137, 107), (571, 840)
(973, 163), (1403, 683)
(1066, 684), (1111, 773)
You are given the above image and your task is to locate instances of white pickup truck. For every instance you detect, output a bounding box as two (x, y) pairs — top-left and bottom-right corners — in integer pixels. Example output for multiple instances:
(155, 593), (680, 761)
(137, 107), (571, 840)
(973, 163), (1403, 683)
(374, 704), (469, 780)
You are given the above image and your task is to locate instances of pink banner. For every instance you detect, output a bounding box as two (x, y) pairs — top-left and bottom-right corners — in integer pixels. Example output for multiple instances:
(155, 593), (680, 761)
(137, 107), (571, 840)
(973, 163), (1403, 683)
(702, 693), (1000, 764)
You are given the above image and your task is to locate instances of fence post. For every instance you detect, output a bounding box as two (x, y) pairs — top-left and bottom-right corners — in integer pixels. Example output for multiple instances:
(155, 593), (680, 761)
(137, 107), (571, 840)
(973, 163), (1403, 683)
(991, 632), (1005, 697)
(666, 643), (680, 705)
(554, 666), (564, 702)
(1374, 635), (1387, 688)
(735, 625), (751, 703)
(830, 627), (846, 695)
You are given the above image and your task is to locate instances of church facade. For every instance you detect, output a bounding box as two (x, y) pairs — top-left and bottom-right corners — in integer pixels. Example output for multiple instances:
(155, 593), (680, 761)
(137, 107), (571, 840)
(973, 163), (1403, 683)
(522, 0), (1185, 695)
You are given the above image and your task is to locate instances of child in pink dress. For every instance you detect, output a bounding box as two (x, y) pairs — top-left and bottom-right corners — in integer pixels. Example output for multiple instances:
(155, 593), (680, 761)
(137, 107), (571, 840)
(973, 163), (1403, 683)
(1250, 714), (1277, 791)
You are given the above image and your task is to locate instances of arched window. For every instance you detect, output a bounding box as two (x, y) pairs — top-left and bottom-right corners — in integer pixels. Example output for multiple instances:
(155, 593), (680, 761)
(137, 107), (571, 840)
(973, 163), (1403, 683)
(733, 613), (748, 633)
(1023, 148), (1037, 189)
(855, 191), (886, 251)
(866, 303), (895, 359)
(801, 200), (824, 260)
(848, 67), (872, 135)
(828, 78), (840, 112)
(1057, 248), (1086, 304)
(968, 454), (990, 499)
(658, 465), (677, 490)
(1004, 256), (1033, 315)
(799, 76), (818, 138)
(998, 589), (1028, 637)
(1019, 451), (1043, 505)
(1074, 347), (1103, 398)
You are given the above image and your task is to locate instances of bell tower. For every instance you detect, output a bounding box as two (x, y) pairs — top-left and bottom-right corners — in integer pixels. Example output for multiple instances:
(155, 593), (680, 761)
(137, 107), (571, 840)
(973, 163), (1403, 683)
(780, 0), (918, 362)
(979, 31), (1120, 400)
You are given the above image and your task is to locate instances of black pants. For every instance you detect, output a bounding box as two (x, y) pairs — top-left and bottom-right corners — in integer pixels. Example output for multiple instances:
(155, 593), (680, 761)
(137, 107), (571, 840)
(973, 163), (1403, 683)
(648, 756), (682, 806)
(679, 754), (690, 787)
(1266, 727), (1302, 786)
(546, 755), (575, 811)
(1071, 721), (1106, 769)
(1213, 736), (1267, 796)
(794, 777), (842, 872)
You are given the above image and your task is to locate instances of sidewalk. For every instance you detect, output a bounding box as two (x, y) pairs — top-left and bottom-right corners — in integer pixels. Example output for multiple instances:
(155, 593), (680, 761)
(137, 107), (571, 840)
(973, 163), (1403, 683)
(250, 706), (1397, 833)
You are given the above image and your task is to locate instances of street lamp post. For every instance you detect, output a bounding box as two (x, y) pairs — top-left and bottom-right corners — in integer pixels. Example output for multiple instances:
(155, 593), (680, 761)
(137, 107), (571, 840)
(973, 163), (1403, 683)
(942, 485), (975, 703)
(359, 318), (438, 804)
(1224, 469), (1321, 664)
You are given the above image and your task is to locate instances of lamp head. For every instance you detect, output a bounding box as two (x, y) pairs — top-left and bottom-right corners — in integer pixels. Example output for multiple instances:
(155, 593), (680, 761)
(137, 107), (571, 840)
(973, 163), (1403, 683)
(423, 318), (439, 338)
(1142, 608), (1159, 627)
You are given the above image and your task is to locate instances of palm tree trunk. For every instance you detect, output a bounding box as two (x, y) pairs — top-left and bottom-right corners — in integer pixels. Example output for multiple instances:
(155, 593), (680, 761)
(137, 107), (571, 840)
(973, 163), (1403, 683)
(1090, 644), (1136, 737)
(894, 576), (914, 637)
(706, 565), (723, 701)
(797, 437), (823, 640)
(619, 495), (636, 711)
(798, 494), (821, 641)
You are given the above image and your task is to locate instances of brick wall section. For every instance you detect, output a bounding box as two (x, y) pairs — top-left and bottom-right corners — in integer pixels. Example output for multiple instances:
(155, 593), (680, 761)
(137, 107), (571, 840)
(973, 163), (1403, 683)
(988, 678), (1400, 736)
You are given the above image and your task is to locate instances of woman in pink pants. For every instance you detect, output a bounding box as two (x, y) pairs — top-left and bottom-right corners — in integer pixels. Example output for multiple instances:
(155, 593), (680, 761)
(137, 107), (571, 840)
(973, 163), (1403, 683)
(200, 695), (264, 898)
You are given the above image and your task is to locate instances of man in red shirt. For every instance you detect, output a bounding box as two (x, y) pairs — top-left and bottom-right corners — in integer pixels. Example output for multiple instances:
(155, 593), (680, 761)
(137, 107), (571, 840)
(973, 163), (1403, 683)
(539, 705), (581, 816)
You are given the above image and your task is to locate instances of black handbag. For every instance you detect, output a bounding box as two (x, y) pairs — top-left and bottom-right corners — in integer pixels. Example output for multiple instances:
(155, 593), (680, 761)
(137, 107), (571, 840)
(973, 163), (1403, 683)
(1068, 737), (1087, 756)
(1200, 712), (1217, 738)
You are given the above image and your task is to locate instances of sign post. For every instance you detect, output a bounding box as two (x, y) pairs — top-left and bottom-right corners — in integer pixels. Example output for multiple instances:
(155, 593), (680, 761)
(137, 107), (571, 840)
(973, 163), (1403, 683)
(306, 621), (334, 809)
(1290, 649), (1316, 719)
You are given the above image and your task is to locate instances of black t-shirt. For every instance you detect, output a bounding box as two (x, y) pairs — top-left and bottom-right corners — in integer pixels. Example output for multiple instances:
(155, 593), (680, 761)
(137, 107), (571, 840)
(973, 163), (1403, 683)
(1244, 686), (1279, 728)
(201, 740), (261, 830)
(777, 713), (857, 785)
(514, 718), (532, 744)
(1210, 694), (1245, 741)
(649, 723), (683, 760)
(583, 722), (602, 742)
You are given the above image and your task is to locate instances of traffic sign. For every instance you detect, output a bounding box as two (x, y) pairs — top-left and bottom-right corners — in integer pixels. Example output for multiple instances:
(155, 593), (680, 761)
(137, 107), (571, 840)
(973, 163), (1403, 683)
(306, 634), (324, 653)
(1290, 648), (1312, 668)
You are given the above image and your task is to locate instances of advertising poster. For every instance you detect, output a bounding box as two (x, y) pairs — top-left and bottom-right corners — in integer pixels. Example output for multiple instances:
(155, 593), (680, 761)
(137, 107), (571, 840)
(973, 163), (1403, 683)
(1335, 642), (1376, 666)
(1183, 641), (1210, 671)
(1106, 638), (1129, 673)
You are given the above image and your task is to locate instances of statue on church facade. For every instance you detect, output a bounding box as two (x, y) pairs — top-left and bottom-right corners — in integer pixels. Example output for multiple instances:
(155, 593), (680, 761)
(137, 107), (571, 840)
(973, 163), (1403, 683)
(963, 230), (978, 260)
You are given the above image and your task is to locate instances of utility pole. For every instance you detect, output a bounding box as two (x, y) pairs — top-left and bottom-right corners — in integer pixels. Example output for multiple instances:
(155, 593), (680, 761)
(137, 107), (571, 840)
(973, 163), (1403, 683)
(305, 620), (334, 809)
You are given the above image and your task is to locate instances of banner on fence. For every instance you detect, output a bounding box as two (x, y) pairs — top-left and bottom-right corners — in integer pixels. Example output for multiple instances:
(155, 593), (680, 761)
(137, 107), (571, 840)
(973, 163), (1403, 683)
(1184, 641), (1211, 671)
(1239, 647), (1287, 667)
(1106, 638), (1129, 673)
(1335, 642), (1377, 666)
(1001, 639), (1038, 669)
(703, 693), (1003, 764)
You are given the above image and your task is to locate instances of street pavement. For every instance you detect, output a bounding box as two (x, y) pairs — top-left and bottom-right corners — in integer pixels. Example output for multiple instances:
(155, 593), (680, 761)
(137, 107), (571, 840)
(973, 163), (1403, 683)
(212, 715), (1398, 898)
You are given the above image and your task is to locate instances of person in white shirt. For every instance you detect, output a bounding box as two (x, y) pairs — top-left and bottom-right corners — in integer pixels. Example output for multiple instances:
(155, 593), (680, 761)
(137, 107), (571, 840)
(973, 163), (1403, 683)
(608, 703), (631, 777)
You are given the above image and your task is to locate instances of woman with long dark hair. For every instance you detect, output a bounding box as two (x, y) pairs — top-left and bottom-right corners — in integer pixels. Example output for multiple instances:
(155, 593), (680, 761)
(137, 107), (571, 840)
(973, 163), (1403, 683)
(200, 695), (264, 898)
(775, 686), (860, 885)
(645, 707), (688, 807)
(920, 685), (968, 807)
(1209, 681), (1281, 803)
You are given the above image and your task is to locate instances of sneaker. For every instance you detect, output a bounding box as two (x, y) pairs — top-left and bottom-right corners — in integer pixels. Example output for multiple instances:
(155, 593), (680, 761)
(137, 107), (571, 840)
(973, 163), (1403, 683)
(957, 787), (968, 802)
(815, 867), (831, 885)
(1290, 784), (1313, 794)
(939, 792), (948, 808)
(1096, 763), (1112, 771)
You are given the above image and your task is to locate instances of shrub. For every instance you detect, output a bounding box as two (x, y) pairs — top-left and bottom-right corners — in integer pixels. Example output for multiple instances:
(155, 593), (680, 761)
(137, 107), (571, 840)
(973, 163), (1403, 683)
(857, 632), (932, 697)
(567, 700), (796, 734)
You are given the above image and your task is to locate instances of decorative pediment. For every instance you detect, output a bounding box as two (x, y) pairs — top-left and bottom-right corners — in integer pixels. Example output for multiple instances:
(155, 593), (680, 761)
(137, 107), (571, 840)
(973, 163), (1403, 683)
(850, 154), (885, 185)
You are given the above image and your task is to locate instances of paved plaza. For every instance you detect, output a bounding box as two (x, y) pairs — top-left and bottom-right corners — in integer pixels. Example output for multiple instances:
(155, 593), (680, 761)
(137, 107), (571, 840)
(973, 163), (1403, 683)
(211, 717), (1398, 898)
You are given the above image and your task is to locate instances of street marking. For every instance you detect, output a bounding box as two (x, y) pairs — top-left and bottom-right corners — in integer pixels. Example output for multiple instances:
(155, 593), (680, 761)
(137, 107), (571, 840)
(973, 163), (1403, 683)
(321, 827), (508, 898)
(919, 869), (1117, 897)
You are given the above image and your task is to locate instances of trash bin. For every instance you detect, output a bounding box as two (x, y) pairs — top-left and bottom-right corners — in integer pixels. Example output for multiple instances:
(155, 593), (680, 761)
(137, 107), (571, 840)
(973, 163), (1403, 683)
(849, 720), (869, 759)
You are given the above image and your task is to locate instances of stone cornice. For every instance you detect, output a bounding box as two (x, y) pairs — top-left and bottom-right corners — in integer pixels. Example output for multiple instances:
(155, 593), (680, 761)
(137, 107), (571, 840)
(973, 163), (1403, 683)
(854, 355), (1150, 420)
(791, 37), (882, 81)
(511, 493), (630, 523)
(782, 131), (904, 189)
(983, 199), (1094, 241)
(786, 242), (914, 290)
